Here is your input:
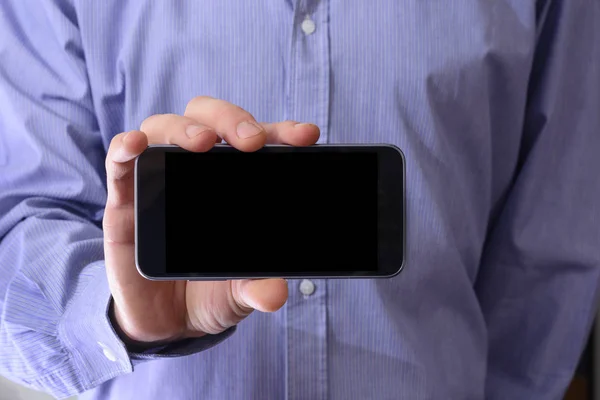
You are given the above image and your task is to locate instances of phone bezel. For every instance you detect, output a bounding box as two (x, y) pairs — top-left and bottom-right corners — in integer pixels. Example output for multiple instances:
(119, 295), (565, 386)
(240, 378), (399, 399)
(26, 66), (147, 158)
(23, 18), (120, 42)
(134, 144), (406, 280)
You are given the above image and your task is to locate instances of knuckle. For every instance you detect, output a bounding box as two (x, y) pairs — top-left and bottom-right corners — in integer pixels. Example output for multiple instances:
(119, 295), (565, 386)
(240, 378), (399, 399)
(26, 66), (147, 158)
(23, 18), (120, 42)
(106, 159), (126, 181)
(139, 114), (163, 133)
(277, 120), (296, 131)
(186, 96), (252, 127)
(215, 104), (252, 129)
(103, 208), (134, 244)
(141, 114), (182, 143)
(105, 132), (125, 170)
(108, 132), (126, 150)
(210, 103), (232, 123)
(185, 96), (213, 114)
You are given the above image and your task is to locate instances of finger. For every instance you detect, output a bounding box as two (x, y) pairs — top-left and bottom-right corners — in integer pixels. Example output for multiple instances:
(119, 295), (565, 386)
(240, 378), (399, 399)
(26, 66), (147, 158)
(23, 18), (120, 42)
(103, 131), (148, 285)
(184, 96), (267, 152)
(261, 121), (320, 145)
(185, 279), (288, 335)
(140, 113), (218, 152)
(105, 130), (148, 211)
(235, 279), (288, 313)
(103, 132), (164, 328)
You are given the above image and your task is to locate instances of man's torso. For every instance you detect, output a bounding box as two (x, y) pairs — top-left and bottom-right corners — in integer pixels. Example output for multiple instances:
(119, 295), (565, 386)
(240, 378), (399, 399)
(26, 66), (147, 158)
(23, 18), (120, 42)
(74, 1), (537, 398)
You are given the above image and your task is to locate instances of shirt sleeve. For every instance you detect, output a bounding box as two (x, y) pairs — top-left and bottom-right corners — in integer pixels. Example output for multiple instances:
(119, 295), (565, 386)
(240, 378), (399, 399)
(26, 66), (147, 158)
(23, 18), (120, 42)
(0, 2), (233, 399)
(474, 1), (600, 398)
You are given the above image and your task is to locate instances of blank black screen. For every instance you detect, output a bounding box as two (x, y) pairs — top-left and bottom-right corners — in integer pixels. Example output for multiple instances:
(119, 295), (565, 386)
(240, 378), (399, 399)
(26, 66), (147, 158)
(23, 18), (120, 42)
(164, 151), (378, 274)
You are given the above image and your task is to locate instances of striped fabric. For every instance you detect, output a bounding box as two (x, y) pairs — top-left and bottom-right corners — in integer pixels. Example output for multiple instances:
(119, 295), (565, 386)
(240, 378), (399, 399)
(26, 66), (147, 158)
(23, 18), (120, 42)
(1, 0), (599, 399)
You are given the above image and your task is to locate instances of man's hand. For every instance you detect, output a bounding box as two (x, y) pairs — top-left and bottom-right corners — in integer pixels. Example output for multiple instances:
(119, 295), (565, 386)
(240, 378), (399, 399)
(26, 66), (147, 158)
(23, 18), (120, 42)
(103, 96), (320, 344)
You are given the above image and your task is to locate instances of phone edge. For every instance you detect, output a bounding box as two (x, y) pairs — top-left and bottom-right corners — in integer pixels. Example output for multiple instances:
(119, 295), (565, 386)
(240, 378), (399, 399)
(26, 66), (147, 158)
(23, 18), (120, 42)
(135, 143), (407, 280)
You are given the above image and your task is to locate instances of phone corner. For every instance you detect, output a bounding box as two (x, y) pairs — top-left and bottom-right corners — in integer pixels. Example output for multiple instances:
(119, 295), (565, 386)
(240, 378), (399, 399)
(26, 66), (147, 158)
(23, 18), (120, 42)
(384, 256), (406, 279)
(134, 260), (157, 281)
(134, 246), (155, 281)
(381, 142), (405, 157)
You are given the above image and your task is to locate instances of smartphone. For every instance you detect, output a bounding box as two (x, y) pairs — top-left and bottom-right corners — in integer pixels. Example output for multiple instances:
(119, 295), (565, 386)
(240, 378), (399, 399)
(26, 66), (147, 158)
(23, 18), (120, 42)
(134, 144), (405, 280)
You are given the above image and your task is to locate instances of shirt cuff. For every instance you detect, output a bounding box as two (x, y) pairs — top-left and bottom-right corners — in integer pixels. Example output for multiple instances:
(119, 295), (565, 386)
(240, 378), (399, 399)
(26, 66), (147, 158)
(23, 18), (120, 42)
(57, 262), (235, 391)
(106, 300), (235, 365)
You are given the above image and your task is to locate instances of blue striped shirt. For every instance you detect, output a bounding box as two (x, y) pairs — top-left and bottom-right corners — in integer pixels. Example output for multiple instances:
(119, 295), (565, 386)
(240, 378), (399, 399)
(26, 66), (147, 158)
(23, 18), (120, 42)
(1, 1), (599, 399)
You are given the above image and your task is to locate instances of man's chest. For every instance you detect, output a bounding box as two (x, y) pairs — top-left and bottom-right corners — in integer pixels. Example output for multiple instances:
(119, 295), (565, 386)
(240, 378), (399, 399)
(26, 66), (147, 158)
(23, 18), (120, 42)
(72, 0), (536, 282)
(77, 0), (535, 143)
(77, 1), (537, 279)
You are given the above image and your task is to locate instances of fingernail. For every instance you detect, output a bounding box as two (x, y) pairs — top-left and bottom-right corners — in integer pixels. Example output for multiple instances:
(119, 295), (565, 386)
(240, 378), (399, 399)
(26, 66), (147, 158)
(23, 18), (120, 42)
(113, 146), (132, 163)
(236, 121), (263, 139)
(294, 122), (313, 128)
(186, 125), (208, 138)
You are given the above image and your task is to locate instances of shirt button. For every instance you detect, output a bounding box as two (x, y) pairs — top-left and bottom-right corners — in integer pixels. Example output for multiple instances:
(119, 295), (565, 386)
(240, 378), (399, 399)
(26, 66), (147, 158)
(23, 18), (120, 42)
(98, 341), (117, 362)
(299, 279), (316, 296)
(301, 16), (316, 35)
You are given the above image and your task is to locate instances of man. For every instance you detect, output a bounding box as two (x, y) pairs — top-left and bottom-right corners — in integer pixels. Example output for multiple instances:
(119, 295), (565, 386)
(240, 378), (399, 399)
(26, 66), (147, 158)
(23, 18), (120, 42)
(0, 1), (599, 399)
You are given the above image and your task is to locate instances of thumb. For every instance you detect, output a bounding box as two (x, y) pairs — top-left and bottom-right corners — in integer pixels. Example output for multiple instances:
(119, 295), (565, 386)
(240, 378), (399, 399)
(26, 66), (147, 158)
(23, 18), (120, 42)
(233, 279), (289, 313)
(185, 279), (288, 335)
